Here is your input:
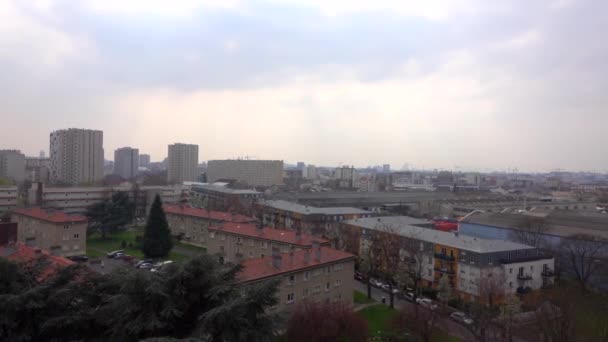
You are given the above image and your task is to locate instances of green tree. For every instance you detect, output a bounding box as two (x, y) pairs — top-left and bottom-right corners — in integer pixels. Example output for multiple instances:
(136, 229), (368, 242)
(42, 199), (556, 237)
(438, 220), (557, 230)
(142, 195), (173, 258)
(436, 274), (452, 309)
(86, 191), (135, 239)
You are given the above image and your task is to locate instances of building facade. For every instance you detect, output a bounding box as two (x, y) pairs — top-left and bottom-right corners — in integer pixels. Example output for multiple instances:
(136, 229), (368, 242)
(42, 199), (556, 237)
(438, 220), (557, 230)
(50, 128), (104, 185)
(207, 159), (284, 187)
(0, 186), (18, 213)
(259, 200), (372, 237)
(167, 143), (199, 184)
(190, 183), (263, 212)
(340, 216), (555, 302)
(28, 182), (186, 216)
(238, 245), (356, 313)
(0, 150), (26, 183)
(25, 157), (51, 182)
(114, 147), (139, 179)
(139, 154), (151, 168)
(11, 207), (87, 257)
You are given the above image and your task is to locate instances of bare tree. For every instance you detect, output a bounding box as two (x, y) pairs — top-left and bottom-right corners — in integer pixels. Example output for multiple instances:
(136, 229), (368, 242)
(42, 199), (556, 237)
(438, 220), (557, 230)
(397, 230), (427, 307)
(512, 216), (548, 248)
(498, 294), (522, 342)
(465, 272), (506, 342)
(391, 304), (439, 342)
(559, 234), (607, 291)
(369, 223), (404, 308)
(535, 287), (577, 342)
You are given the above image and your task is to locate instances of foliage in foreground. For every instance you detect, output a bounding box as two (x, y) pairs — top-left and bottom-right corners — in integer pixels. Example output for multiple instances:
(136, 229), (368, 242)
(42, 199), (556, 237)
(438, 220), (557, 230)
(0, 255), (279, 342)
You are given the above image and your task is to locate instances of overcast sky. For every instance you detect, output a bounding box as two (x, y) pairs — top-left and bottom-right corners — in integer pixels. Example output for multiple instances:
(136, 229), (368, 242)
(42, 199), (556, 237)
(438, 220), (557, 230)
(1, 0), (607, 172)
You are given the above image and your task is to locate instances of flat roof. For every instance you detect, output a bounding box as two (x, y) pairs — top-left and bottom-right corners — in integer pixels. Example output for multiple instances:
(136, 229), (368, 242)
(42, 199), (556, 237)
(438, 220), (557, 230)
(192, 184), (262, 195)
(344, 216), (535, 253)
(262, 200), (371, 215)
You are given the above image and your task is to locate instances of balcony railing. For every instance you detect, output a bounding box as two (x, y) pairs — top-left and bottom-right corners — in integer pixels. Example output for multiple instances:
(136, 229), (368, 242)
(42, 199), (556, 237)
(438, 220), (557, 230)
(434, 253), (456, 262)
(517, 274), (533, 281)
(542, 269), (555, 277)
(434, 267), (456, 275)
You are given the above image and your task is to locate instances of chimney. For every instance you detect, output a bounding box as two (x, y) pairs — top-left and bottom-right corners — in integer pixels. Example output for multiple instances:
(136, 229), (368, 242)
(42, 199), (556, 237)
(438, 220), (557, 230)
(313, 240), (321, 262)
(272, 247), (282, 269)
(304, 249), (311, 264)
(25, 237), (36, 247)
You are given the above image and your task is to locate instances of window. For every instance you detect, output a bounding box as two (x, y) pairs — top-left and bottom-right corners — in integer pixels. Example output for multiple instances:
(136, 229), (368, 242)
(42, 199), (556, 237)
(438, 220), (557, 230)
(303, 288), (310, 298)
(288, 274), (295, 285)
(220, 234), (225, 241)
(262, 241), (268, 249)
(325, 282), (331, 292)
(210, 232), (215, 239)
(325, 266), (331, 274)
(287, 293), (295, 304)
(530, 265), (534, 271)
(249, 239), (255, 246)
(509, 282), (513, 288)
(509, 268), (513, 274)
(518, 267), (524, 277)
(313, 285), (321, 294)
(63, 234), (69, 241)
(334, 280), (342, 287)
(73, 233), (79, 240)
(63, 224), (69, 230)
(304, 271), (310, 281)
(441, 247), (447, 255)
(333, 263), (344, 271)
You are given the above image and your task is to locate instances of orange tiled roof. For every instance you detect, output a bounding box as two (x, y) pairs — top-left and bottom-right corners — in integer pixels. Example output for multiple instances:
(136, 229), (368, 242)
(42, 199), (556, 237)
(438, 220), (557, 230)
(163, 204), (255, 223)
(210, 222), (329, 247)
(0, 243), (74, 281)
(238, 247), (355, 283)
(13, 207), (87, 224)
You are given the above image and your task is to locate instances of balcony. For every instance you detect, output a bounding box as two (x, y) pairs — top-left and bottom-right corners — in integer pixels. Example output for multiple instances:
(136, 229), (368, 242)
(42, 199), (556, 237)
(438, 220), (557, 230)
(517, 274), (533, 281)
(542, 269), (555, 277)
(434, 267), (456, 275)
(434, 253), (456, 262)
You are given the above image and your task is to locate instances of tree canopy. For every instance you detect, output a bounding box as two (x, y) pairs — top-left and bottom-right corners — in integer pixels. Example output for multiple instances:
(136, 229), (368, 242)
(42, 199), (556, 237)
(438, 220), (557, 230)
(0, 254), (279, 342)
(142, 194), (173, 258)
(86, 191), (135, 239)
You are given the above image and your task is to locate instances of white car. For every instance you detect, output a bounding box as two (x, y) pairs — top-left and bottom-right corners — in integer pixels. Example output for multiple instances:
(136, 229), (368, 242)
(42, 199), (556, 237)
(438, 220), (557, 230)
(369, 279), (383, 288)
(419, 298), (438, 311)
(381, 284), (400, 294)
(450, 312), (474, 325)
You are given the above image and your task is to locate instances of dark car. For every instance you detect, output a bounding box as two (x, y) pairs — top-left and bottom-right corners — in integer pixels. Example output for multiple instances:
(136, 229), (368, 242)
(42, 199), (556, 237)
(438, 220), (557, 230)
(67, 255), (89, 263)
(106, 250), (125, 258)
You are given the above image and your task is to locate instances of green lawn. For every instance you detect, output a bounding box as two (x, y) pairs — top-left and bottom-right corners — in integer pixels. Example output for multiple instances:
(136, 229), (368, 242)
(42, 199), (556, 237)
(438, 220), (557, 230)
(358, 304), (399, 338)
(86, 230), (204, 262)
(354, 290), (375, 304)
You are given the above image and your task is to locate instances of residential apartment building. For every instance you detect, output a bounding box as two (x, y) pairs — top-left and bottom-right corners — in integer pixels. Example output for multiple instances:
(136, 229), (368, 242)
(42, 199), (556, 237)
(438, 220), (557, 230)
(114, 147), (139, 179)
(304, 165), (318, 180)
(11, 207), (87, 257)
(190, 183), (263, 212)
(167, 143), (199, 184)
(259, 199), (372, 237)
(0, 186), (18, 213)
(25, 157), (50, 182)
(28, 182), (186, 216)
(0, 242), (74, 282)
(164, 204), (256, 242)
(204, 222), (329, 264)
(139, 154), (151, 168)
(334, 166), (358, 189)
(340, 216), (555, 302)
(0, 150), (26, 183)
(238, 245), (356, 313)
(207, 159), (283, 187)
(50, 128), (104, 185)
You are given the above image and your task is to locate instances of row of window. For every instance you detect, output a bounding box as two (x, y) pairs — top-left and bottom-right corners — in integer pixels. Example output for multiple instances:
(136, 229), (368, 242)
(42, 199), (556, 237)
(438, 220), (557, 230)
(286, 264), (345, 284)
(62, 233), (80, 240)
(286, 280), (343, 304)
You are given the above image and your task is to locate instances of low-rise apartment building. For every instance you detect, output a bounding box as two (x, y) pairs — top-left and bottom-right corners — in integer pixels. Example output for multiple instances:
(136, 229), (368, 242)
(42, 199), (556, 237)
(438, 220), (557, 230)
(238, 245), (356, 313)
(207, 159), (284, 187)
(0, 186), (18, 213)
(259, 199), (372, 237)
(11, 207), (87, 257)
(340, 216), (555, 302)
(28, 182), (186, 216)
(189, 183), (263, 212)
(206, 222), (329, 264)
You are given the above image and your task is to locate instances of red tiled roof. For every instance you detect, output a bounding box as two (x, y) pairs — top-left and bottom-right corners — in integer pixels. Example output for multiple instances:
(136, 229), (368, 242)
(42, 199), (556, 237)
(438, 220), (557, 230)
(163, 204), (255, 223)
(210, 222), (328, 247)
(0, 243), (74, 282)
(12, 207), (87, 224)
(238, 247), (355, 283)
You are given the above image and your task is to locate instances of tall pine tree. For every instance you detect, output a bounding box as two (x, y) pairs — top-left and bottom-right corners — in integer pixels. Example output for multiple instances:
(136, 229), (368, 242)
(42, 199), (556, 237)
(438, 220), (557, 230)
(142, 195), (173, 258)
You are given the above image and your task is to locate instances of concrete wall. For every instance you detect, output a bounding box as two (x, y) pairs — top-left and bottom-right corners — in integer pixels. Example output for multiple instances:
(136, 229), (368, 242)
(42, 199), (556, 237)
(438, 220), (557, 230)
(11, 214), (87, 257)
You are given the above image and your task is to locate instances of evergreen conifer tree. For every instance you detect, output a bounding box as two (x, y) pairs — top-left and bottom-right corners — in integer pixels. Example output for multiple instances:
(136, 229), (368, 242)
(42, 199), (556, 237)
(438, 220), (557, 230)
(142, 195), (173, 258)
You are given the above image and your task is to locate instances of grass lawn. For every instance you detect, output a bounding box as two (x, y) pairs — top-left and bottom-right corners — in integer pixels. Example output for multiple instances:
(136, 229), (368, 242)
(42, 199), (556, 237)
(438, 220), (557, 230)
(354, 290), (375, 304)
(87, 230), (204, 262)
(357, 304), (399, 338)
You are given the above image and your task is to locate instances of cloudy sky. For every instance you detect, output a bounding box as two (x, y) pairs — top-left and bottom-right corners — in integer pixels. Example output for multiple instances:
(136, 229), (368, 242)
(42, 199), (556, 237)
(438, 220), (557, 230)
(1, 0), (607, 172)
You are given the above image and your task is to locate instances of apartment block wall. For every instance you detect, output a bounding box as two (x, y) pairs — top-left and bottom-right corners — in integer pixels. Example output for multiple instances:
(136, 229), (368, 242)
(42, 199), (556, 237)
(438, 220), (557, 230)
(11, 214), (87, 257)
(0, 186), (18, 213)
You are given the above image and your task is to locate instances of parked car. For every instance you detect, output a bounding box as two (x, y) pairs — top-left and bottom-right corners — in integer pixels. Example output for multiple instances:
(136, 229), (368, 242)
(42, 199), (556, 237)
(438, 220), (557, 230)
(138, 263), (154, 270)
(106, 250), (125, 258)
(402, 292), (417, 302)
(354, 271), (365, 281)
(135, 259), (153, 269)
(151, 260), (174, 273)
(419, 298), (438, 311)
(67, 255), (89, 263)
(450, 312), (473, 325)
(381, 284), (400, 294)
(369, 279), (383, 288)
(120, 254), (135, 262)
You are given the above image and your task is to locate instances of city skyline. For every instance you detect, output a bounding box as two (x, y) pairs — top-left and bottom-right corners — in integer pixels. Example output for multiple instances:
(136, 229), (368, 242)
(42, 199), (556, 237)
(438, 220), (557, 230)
(2, 0), (608, 172)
